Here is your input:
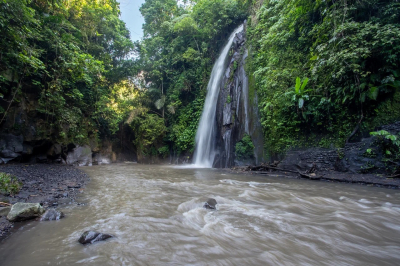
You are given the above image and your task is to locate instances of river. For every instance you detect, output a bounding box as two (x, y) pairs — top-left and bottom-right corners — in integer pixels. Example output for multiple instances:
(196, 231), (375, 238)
(0, 163), (400, 265)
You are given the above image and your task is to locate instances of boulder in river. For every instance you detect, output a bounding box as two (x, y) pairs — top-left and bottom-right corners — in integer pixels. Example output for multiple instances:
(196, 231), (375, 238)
(7, 202), (45, 222)
(204, 198), (217, 209)
(66, 145), (92, 166)
(78, 231), (113, 245)
(40, 209), (64, 221)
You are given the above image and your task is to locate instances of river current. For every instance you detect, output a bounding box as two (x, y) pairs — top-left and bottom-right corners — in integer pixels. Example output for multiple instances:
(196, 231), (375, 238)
(1, 163), (400, 265)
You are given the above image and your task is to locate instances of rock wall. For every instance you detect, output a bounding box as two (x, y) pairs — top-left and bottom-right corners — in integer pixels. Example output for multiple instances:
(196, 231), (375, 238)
(278, 121), (400, 174)
(213, 24), (265, 168)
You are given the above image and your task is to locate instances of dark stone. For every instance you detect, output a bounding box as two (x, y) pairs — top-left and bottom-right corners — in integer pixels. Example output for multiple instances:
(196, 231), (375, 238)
(204, 198), (217, 209)
(47, 143), (62, 158)
(78, 231), (113, 245)
(40, 209), (64, 221)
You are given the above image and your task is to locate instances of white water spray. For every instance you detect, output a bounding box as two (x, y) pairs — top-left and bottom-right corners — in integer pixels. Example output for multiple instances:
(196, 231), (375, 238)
(192, 25), (244, 168)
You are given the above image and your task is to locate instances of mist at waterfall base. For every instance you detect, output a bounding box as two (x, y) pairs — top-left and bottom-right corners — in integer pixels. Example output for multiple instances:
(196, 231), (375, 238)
(192, 25), (244, 168)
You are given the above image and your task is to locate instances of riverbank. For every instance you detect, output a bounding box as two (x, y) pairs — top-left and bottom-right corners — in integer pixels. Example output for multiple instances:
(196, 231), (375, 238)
(0, 164), (89, 240)
(230, 166), (400, 189)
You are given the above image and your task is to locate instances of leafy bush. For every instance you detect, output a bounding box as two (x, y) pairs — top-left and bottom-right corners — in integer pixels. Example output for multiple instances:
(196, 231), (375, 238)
(370, 130), (400, 158)
(0, 172), (22, 196)
(235, 134), (255, 160)
(158, 146), (170, 158)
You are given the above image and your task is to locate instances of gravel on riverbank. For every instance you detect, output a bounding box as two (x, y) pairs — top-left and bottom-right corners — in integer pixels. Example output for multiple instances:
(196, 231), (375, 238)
(0, 164), (89, 240)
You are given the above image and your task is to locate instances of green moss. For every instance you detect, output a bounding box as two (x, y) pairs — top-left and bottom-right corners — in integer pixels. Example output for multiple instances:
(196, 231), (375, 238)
(226, 94), (231, 104)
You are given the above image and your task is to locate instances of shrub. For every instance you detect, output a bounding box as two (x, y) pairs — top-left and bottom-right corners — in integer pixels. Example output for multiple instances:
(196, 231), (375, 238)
(235, 134), (255, 160)
(0, 172), (22, 196)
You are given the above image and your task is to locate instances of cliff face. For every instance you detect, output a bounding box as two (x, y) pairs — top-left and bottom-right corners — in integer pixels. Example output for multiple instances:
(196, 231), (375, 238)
(0, 93), (136, 165)
(213, 26), (265, 168)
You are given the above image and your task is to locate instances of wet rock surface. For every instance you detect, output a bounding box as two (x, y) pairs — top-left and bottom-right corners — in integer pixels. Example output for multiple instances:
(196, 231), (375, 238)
(214, 23), (265, 168)
(40, 209), (64, 221)
(0, 207), (11, 217)
(78, 231), (112, 245)
(204, 198), (217, 209)
(7, 202), (45, 222)
(0, 164), (89, 239)
(66, 145), (93, 166)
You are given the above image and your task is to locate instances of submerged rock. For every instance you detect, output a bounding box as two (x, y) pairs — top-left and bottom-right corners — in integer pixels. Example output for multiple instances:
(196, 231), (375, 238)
(204, 198), (217, 209)
(7, 202), (45, 222)
(40, 209), (64, 221)
(78, 231), (112, 245)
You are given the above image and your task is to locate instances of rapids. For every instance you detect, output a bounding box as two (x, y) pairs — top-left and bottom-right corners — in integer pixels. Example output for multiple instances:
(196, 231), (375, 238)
(0, 164), (400, 265)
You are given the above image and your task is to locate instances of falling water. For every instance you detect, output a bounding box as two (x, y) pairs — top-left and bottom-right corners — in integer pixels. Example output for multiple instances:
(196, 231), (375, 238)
(193, 24), (244, 167)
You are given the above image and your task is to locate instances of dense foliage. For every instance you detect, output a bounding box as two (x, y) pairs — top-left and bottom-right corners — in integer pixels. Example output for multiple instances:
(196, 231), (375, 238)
(0, 0), (136, 145)
(1, 0), (399, 162)
(247, 0), (400, 155)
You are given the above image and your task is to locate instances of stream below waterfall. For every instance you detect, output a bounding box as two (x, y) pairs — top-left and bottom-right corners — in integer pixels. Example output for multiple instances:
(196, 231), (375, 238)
(1, 163), (400, 265)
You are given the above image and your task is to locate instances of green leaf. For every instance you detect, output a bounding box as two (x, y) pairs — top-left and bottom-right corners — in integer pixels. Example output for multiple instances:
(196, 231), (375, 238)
(368, 87), (379, 100)
(360, 92), (366, 103)
(295, 77), (301, 94)
(300, 78), (309, 93)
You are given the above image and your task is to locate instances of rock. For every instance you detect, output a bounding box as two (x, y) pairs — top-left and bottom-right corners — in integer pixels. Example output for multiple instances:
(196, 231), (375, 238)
(0, 207), (11, 217)
(0, 134), (23, 163)
(40, 209), (64, 221)
(47, 143), (62, 158)
(92, 153), (111, 165)
(22, 143), (33, 155)
(66, 145), (92, 166)
(7, 202), (45, 222)
(78, 231), (112, 245)
(204, 198), (217, 209)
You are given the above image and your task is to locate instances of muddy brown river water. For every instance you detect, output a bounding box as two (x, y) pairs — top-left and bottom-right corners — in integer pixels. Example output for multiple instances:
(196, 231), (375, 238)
(0, 163), (400, 265)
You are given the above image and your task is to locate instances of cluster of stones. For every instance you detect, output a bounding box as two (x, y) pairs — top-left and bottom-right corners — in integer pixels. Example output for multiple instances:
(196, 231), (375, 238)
(0, 202), (112, 245)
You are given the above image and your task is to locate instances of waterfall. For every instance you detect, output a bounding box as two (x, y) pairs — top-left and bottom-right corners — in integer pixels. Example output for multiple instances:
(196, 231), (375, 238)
(192, 24), (244, 168)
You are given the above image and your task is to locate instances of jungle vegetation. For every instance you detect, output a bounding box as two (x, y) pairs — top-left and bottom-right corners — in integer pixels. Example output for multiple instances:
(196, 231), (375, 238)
(0, 0), (399, 160)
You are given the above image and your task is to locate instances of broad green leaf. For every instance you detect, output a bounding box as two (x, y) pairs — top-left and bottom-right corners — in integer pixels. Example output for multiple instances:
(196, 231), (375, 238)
(368, 87), (379, 100)
(295, 77), (301, 94)
(300, 78), (309, 93)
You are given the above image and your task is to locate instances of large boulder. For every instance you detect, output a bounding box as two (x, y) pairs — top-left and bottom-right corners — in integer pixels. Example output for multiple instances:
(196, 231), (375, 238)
(40, 209), (64, 221)
(78, 231), (112, 245)
(0, 134), (23, 163)
(7, 202), (45, 222)
(66, 145), (92, 166)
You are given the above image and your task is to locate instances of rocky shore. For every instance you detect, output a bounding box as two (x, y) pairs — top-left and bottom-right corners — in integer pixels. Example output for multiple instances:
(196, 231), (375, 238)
(0, 164), (89, 240)
(231, 166), (400, 189)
